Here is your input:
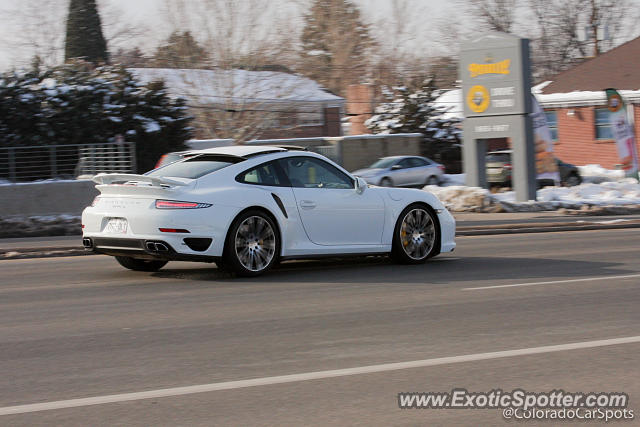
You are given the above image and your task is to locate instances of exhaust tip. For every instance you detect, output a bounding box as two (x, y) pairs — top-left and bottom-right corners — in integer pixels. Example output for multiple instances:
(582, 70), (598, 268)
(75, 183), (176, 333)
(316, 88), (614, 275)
(145, 242), (157, 252)
(155, 243), (169, 252)
(82, 238), (93, 249)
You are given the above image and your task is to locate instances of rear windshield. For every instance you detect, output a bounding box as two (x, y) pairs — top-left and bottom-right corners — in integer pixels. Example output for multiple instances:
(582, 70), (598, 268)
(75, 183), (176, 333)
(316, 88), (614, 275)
(147, 154), (243, 179)
(486, 153), (511, 162)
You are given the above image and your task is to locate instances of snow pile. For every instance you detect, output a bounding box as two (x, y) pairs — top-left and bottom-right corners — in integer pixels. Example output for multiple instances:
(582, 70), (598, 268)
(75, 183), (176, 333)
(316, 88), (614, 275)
(425, 180), (640, 212)
(578, 164), (625, 183)
(425, 185), (493, 212)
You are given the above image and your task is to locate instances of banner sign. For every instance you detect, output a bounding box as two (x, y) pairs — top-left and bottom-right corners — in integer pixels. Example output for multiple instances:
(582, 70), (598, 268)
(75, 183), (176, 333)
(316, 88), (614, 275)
(605, 88), (638, 177)
(531, 96), (560, 184)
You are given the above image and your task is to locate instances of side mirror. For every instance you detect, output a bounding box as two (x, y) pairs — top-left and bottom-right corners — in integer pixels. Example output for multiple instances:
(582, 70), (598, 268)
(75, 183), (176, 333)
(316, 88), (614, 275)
(355, 177), (367, 194)
(391, 164), (402, 170)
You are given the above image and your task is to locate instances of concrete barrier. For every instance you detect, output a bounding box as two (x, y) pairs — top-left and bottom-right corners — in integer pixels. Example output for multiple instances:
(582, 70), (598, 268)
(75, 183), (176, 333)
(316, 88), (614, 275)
(0, 180), (98, 217)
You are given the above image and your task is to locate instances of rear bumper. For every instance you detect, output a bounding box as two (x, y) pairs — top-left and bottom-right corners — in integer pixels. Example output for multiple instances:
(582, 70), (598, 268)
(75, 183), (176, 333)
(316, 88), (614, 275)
(82, 237), (220, 263)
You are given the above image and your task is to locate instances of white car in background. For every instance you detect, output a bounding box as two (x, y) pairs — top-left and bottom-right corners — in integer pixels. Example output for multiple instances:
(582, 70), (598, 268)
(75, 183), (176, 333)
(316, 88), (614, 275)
(82, 146), (456, 276)
(352, 156), (445, 187)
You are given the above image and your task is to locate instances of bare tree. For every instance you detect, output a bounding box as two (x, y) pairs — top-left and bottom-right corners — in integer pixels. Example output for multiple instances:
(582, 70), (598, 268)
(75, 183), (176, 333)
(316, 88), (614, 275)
(0, 0), (66, 68)
(527, 0), (630, 80)
(155, 0), (312, 142)
(466, 0), (518, 33)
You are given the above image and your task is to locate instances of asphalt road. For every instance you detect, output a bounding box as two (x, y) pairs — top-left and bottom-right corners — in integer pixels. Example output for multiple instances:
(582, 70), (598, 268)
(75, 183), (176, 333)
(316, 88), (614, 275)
(1, 229), (639, 426)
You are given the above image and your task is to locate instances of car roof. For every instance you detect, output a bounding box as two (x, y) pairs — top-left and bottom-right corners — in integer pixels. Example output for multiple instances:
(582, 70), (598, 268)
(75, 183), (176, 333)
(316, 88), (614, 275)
(379, 155), (423, 160)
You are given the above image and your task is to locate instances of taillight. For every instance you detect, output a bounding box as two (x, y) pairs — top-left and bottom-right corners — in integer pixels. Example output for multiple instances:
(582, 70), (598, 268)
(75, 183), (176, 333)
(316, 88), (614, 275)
(438, 165), (445, 172)
(91, 196), (100, 207)
(504, 163), (512, 170)
(155, 200), (212, 209)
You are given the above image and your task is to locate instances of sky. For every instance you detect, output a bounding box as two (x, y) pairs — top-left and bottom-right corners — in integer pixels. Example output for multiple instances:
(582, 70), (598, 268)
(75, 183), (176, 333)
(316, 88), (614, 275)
(0, 0), (639, 71)
(0, 0), (456, 70)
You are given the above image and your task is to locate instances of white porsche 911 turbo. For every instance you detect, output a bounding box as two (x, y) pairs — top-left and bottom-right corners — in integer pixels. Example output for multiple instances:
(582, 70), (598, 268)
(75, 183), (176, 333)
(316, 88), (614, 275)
(82, 146), (456, 276)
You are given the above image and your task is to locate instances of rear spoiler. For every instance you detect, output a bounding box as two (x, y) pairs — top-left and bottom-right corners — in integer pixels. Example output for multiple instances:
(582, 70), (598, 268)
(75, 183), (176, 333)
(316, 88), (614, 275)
(92, 173), (188, 187)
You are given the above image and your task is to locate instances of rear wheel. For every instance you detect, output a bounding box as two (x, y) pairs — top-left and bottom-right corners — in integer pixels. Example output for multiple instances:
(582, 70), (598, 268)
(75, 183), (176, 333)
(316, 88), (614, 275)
(565, 173), (581, 186)
(391, 205), (439, 264)
(115, 256), (168, 272)
(425, 176), (439, 186)
(224, 210), (280, 277)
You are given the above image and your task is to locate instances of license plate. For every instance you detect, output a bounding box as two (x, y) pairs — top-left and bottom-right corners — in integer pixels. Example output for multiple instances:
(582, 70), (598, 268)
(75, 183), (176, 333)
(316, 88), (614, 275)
(105, 218), (128, 234)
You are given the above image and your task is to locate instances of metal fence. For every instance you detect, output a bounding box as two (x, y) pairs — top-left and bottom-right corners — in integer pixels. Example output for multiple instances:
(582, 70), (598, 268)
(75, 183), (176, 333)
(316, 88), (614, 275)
(0, 142), (137, 182)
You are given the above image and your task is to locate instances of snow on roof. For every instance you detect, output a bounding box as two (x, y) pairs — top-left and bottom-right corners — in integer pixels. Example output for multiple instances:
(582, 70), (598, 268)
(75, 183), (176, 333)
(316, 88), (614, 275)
(434, 86), (640, 118)
(129, 68), (344, 107)
(535, 89), (640, 108)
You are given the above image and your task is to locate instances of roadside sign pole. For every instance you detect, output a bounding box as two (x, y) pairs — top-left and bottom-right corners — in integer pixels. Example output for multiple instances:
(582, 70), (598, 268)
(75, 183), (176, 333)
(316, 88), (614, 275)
(460, 33), (537, 202)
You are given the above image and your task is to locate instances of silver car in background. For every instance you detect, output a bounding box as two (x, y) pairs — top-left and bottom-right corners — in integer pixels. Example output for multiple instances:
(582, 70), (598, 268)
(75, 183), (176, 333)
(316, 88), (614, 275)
(352, 156), (445, 187)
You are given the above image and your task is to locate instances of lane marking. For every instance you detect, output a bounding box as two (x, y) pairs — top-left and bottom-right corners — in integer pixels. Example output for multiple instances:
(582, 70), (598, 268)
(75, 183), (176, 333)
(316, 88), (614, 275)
(462, 273), (640, 291)
(2, 335), (640, 416)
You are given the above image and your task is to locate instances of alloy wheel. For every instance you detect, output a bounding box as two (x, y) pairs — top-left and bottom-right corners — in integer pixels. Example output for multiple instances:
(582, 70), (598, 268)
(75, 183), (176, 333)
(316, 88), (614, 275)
(234, 216), (276, 272)
(399, 208), (435, 260)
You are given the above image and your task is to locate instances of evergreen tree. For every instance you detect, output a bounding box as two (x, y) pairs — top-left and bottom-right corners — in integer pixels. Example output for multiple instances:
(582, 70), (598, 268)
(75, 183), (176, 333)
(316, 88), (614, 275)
(365, 79), (460, 141)
(64, 0), (109, 64)
(299, 0), (374, 96)
(0, 61), (192, 177)
(152, 31), (210, 68)
(365, 79), (462, 172)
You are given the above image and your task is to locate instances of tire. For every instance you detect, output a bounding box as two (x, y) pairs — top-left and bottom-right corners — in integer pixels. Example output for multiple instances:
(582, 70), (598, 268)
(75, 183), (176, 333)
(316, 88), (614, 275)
(391, 204), (440, 264)
(425, 176), (439, 186)
(115, 256), (168, 272)
(223, 210), (280, 277)
(564, 173), (581, 187)
(380, 177), (393, 187)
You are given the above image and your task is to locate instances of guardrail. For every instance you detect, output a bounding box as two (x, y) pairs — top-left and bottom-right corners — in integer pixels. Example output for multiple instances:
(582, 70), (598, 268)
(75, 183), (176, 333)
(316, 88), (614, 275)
(0, 142), (136, 182)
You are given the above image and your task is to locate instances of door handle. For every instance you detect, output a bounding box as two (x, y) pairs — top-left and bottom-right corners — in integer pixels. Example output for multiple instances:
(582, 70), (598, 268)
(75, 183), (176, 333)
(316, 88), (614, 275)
(300, 200), (316, 209)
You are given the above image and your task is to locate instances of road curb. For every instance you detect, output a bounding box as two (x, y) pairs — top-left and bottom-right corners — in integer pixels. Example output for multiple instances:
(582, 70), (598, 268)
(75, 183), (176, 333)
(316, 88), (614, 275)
(3, 220), (640, 259)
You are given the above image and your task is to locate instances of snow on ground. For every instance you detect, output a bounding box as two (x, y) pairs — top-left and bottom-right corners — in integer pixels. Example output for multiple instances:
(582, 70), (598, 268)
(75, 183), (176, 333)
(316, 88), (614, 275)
(431, 167), (640, 212)
(578, 164), (625, 183)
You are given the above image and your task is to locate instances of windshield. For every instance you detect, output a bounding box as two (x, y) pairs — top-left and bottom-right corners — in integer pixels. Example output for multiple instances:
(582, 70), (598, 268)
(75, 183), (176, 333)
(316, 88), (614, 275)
(147, 154), (243, 179)
(369, 158), (398, 169)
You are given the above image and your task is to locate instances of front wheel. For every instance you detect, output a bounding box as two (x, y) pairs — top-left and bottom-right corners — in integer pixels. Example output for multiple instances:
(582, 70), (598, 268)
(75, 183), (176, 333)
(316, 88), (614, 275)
(115, 256), (168, 272)
(380, 177), (393, 187)
(224, 210), (280, 277)
(391, 205), (439, 264)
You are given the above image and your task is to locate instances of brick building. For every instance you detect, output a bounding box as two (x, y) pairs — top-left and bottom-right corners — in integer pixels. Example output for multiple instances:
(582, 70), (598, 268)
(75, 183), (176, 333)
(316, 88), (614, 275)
(535, 36), (640, 169)
(131, 68), (344, 140)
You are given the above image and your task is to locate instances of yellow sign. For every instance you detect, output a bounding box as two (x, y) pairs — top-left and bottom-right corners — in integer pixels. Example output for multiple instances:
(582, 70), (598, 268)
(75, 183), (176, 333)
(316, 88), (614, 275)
(466, 85), (490, 113)
(468, 59), (511, 78)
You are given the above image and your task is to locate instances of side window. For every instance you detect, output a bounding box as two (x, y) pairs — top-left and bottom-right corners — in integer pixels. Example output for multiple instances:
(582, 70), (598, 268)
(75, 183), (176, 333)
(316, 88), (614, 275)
(236, 161), (287, 187)
(409, 158), (427, 167)
(397, 158), (412, 169)
(280, 157), (353, 189)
